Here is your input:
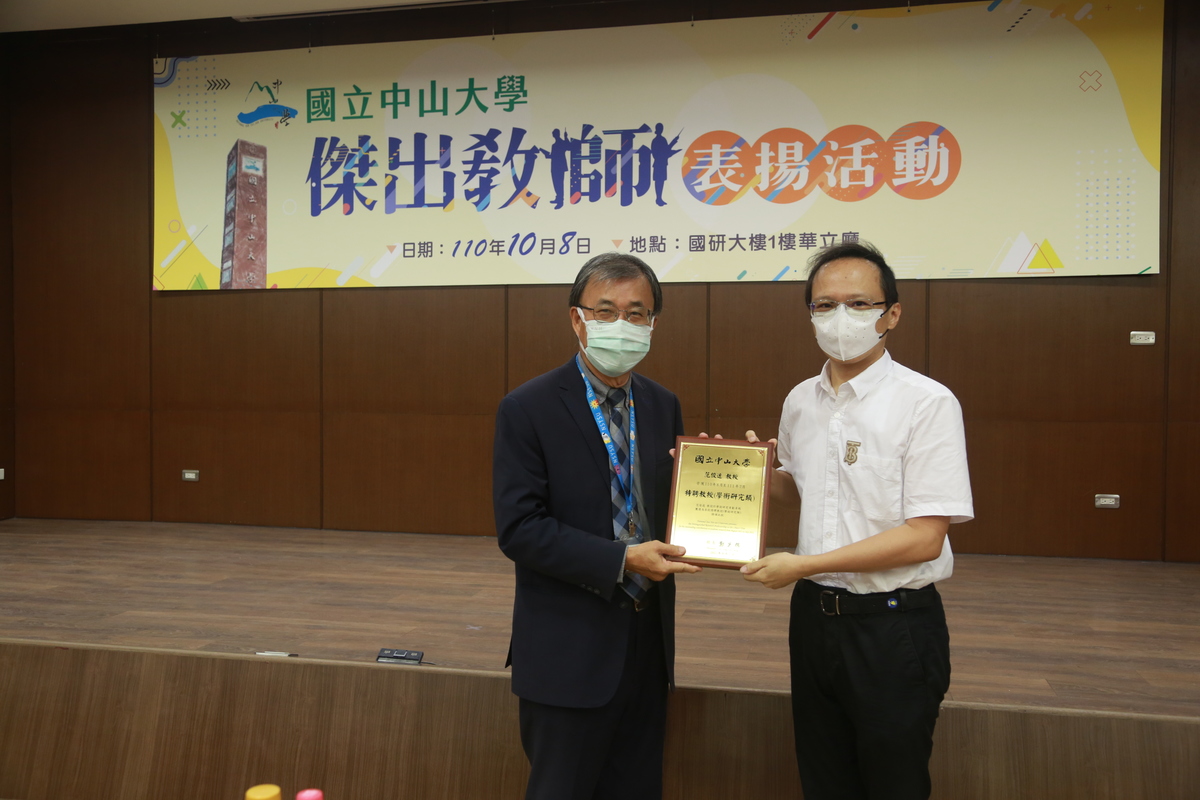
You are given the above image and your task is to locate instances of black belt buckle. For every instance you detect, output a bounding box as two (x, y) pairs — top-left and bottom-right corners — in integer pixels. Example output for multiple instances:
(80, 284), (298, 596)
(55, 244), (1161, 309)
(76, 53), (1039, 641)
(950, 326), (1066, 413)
(819, 590), (841, 616)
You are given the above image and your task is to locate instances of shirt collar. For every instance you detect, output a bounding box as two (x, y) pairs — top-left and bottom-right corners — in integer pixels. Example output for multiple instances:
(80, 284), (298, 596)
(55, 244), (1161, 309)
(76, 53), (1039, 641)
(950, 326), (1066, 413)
(579, 353), (630, 403)
(819, 350), (893, 400)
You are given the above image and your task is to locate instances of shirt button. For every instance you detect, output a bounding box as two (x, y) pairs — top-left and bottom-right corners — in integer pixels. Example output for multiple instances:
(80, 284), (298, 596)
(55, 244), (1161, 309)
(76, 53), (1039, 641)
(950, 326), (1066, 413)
(827, 490), (836, 498)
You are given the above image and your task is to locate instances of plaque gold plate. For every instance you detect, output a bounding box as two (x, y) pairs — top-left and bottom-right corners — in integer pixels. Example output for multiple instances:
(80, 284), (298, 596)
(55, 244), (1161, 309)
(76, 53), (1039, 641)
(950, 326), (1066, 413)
(666, 436), (773, 569)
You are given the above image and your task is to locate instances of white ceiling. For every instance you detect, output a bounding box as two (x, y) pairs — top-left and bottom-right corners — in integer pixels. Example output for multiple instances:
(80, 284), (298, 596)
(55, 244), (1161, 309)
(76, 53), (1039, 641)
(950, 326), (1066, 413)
(0, 0), (447, 33)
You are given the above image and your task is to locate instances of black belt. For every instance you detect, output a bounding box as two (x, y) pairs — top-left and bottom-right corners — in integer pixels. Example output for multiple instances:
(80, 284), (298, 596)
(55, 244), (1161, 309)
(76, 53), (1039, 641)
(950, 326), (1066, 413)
(811, 582), (936, 616)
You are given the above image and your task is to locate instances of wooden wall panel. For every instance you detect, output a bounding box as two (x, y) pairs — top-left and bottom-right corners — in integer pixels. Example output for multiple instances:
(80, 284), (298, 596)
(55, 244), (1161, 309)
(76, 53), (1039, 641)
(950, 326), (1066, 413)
(3, 640), (1197, 800)
(322, 288), (504, 533)
(0, 412), (12, 519)
(323, 287), (506, 415)
(887, 280), (929, 374)
(930, 280), (1167, 558)
(12, 44), (150, 411)
(151, 292), (322, 526)
(323, 412), (495, 534)
(152, 412), (321, 528)
(1167, 1), (1200, 562)
(15, 411), (153, 520)
(1166, 422), (1200, 562)
(152, 292), (321, 412)
(0, 642), (527, 800)
(709, 282), (814, 429)
(507, 285), (575, 392)
(637, 283), (709, 431)
(954, 421), (1163, 559)
(664, 688), (800, 800)
(11, 41), (152, 520)
(930, 280), (1166, 423)
(0, 48), (13, 519)
(930, 704), (1200, 800)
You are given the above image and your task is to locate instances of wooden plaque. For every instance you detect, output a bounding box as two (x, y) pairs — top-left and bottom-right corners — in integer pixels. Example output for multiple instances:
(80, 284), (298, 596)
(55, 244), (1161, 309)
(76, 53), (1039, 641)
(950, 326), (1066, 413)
(665, 436), (773, 569)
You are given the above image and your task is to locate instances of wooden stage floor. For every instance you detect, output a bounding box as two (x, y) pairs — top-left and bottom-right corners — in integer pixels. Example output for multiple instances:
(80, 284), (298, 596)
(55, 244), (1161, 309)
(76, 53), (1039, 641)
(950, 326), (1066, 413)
(2, 518), (1199, 720)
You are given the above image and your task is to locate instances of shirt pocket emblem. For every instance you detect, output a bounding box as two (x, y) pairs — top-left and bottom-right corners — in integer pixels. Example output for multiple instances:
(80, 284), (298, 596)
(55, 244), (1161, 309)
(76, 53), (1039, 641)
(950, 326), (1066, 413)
(845, 440), (861, 465)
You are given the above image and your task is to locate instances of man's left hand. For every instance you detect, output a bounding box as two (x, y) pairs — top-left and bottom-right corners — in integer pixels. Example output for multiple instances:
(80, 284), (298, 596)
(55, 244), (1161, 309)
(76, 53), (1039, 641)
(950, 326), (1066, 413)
(740, 552), (808, 590)
(669, 431), (721, 460)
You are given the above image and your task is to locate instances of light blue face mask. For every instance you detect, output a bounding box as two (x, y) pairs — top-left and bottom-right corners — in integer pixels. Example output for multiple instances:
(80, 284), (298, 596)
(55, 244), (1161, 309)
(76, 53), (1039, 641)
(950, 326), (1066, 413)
(577, 309), (654, 377)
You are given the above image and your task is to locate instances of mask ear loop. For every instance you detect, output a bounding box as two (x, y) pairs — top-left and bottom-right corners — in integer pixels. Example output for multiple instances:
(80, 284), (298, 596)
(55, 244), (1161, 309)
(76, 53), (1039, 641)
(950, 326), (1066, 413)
(574, 307), (589, 353)
(876, 302), (894, 341)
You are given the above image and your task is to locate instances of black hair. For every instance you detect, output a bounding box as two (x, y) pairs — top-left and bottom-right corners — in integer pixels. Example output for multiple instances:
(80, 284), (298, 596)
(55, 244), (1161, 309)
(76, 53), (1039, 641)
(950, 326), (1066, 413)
(805, 241), (899, 309)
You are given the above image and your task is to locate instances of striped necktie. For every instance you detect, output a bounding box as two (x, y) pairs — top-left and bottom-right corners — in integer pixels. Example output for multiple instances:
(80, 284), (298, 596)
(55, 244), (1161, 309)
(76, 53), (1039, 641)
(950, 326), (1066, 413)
(607, 388), (649, 601)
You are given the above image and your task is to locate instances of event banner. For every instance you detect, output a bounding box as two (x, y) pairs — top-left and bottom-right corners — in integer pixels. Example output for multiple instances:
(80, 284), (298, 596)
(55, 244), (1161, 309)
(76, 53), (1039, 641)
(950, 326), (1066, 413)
(152, 0), (1162, 290)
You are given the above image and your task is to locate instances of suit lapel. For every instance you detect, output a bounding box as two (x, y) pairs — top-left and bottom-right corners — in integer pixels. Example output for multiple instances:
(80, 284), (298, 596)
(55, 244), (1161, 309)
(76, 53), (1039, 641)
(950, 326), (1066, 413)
(559, 359), (612, 488)
(560, 362), (665, 540)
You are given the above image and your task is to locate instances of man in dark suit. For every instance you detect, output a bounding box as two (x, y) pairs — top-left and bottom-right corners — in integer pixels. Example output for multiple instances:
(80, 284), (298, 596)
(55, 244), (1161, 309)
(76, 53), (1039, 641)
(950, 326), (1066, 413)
(494, 252), (701, 800)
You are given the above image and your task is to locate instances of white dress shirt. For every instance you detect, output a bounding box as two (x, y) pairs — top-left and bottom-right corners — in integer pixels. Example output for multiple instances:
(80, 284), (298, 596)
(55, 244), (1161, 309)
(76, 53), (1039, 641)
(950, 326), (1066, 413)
(777, 351), (974, 594)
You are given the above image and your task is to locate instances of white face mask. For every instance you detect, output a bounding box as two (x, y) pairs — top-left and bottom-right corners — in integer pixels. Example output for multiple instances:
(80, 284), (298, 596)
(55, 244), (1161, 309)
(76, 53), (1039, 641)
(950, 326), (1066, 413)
(812, 304), (886, 361)
(577, 309), (654, 377)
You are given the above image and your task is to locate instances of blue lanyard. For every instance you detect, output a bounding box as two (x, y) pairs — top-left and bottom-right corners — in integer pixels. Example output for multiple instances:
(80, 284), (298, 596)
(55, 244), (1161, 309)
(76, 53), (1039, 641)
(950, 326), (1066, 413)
(576, 354), (637, 520)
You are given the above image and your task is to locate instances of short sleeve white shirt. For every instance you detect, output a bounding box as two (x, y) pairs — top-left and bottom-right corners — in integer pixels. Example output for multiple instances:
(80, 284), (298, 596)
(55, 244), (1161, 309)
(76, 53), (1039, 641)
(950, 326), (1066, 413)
(776, 351), (973, 594)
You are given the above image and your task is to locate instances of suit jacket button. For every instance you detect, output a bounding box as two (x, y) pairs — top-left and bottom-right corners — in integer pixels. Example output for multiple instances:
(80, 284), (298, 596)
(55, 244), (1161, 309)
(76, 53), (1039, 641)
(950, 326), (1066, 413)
(619, 600), (631, 610)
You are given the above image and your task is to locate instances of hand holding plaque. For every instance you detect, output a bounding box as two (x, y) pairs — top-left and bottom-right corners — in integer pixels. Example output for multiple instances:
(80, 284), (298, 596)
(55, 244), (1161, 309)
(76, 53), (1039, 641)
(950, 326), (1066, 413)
(665, 436), (773, 569)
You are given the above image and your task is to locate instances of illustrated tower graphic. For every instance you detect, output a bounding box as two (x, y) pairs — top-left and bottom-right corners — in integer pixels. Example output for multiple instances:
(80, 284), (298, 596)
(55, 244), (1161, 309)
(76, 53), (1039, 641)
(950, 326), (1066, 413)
(221, 139), (267, 289)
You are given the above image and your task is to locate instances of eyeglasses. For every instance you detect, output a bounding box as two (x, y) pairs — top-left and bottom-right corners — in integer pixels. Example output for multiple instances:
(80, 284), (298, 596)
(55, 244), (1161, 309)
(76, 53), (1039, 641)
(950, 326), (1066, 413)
(808, 300), (888, 318)
(576, 305), (654, 326)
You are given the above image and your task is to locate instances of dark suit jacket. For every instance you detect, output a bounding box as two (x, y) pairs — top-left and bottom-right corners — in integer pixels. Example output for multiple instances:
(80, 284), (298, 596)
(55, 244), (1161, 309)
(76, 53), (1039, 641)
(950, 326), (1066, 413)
(494, 357), (684, 708)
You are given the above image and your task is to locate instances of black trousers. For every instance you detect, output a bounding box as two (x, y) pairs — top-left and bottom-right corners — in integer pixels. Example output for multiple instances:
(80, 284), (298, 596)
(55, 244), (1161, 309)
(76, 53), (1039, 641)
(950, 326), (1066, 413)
(789, 579), (951, 800)
(519, 594), (668, 800)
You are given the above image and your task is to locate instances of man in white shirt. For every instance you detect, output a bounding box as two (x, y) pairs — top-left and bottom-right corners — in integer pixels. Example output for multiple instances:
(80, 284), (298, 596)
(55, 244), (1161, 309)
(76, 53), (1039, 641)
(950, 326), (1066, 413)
(740, 242), (973, 800)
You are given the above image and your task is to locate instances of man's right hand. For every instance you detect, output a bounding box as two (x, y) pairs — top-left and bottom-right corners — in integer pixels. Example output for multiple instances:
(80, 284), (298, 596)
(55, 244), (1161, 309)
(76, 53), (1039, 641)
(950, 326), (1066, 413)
(626, 541), (703, 580)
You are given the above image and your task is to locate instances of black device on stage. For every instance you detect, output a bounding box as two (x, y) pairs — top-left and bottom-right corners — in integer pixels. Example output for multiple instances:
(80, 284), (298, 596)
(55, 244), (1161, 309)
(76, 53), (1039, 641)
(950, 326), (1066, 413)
(376, 648), (423, 665)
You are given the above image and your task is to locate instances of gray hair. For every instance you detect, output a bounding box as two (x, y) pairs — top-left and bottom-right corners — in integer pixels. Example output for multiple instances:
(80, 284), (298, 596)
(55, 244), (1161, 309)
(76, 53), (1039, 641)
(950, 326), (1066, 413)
(568, 252), (663, 316)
